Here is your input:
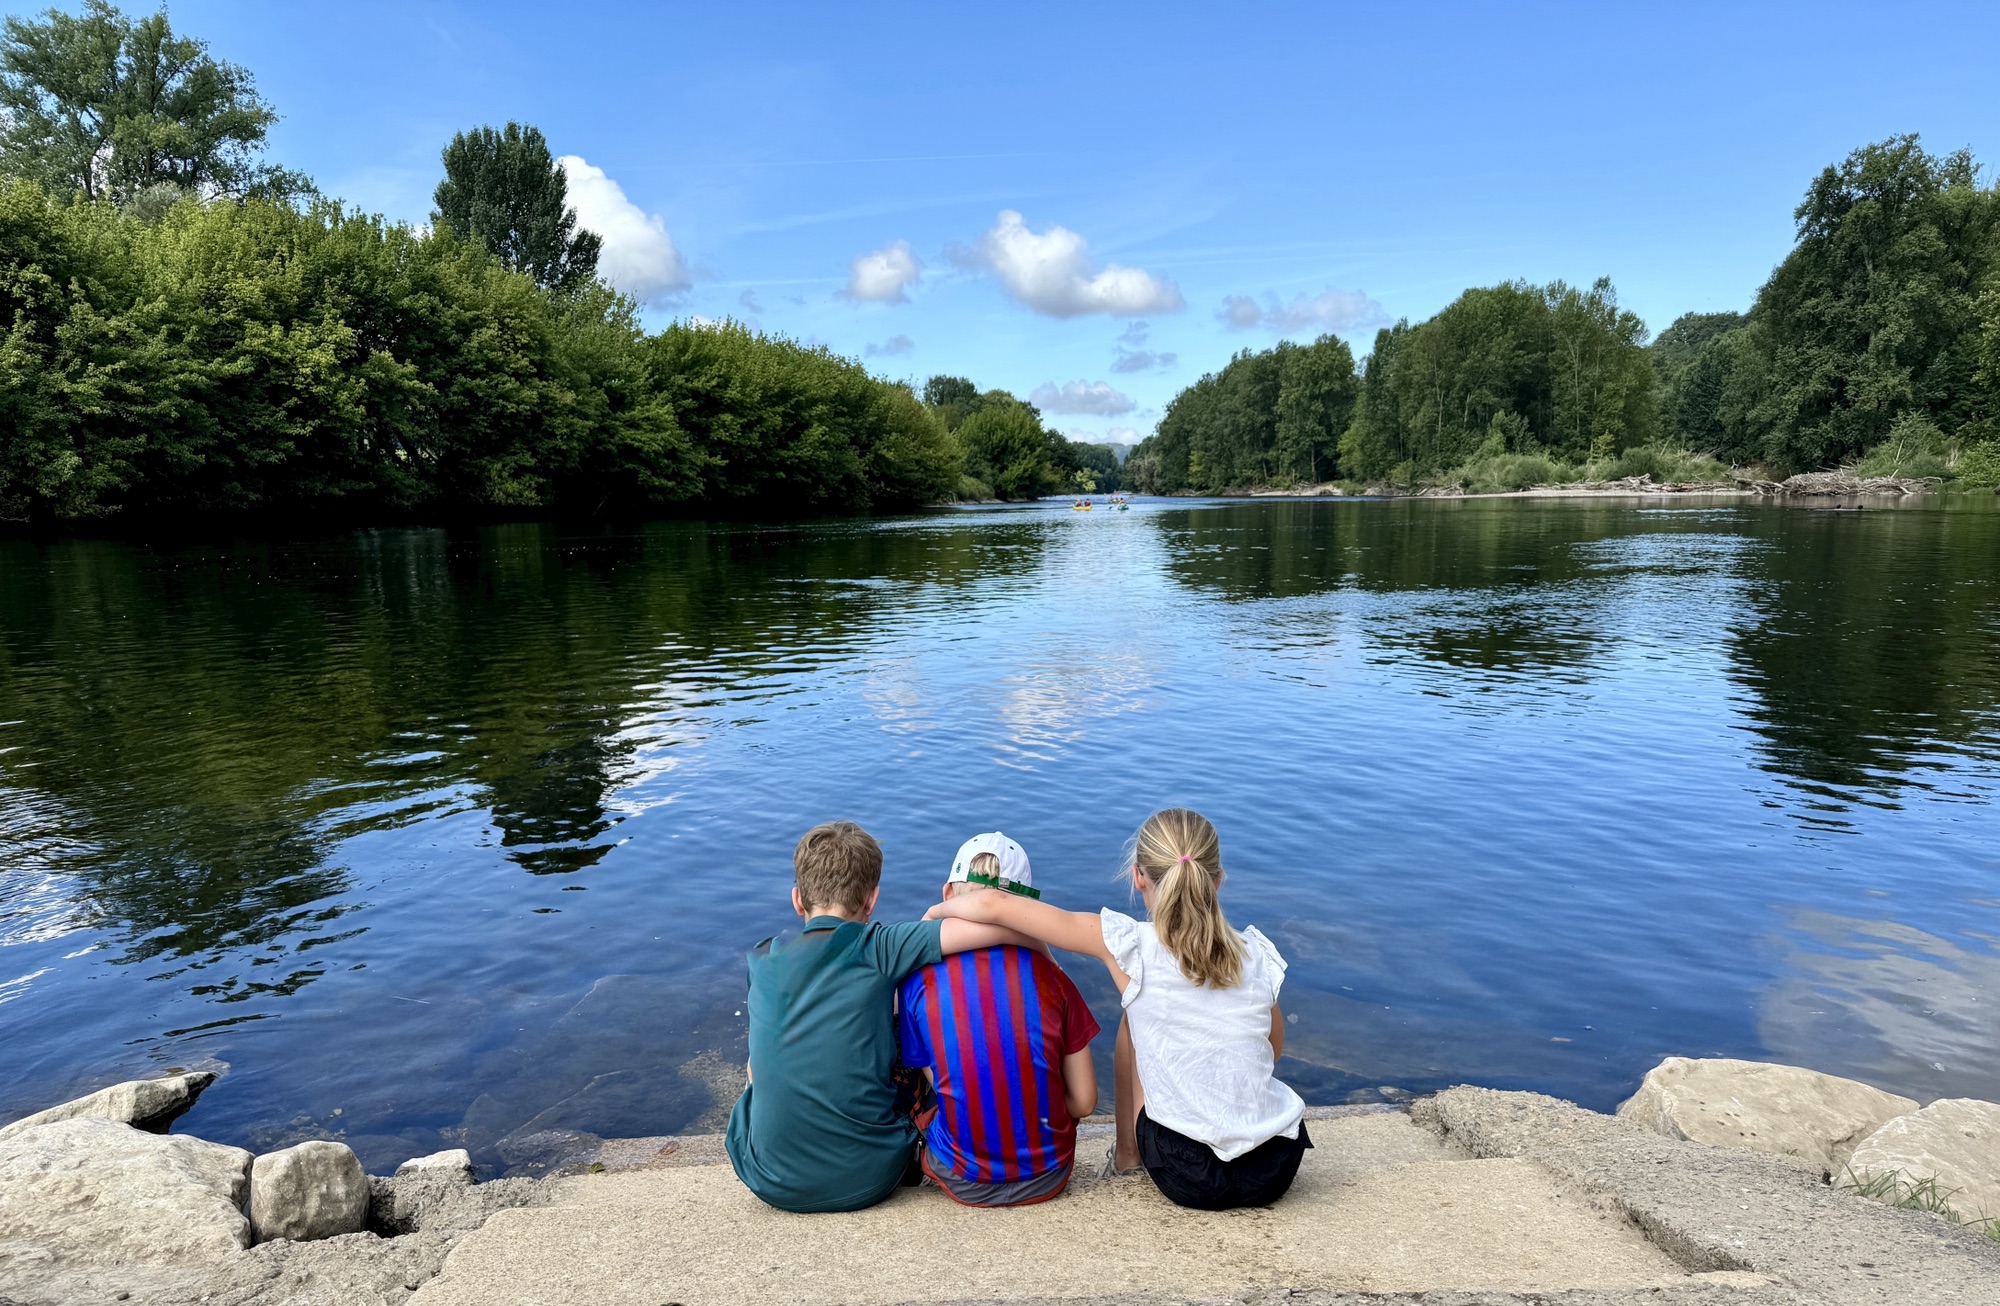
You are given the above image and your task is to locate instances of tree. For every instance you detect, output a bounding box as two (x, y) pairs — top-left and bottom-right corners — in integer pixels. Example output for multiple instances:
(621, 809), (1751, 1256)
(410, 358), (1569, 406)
(921, 375), (982, 431)
(1275, 334), (1359, 482)
(0, 1), (299, 203)
(1741, 135), (1995, 469)
(1332, 279), (1658, 481)
(1133, 331), (1362, 492)
(432, 122), (601, 292)
(957, 401), (1055, 500)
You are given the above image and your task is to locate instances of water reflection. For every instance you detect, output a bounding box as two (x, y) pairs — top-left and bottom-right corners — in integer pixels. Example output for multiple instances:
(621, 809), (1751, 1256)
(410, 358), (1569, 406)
(1760, 909), (2000, 1103)
(1725, 507), (2000, 807)
(0, 518), (1056, 960)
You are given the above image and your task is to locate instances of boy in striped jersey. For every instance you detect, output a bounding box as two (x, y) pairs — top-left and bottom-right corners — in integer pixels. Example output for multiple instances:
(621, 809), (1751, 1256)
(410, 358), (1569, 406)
(897, 833), (1100, 1206)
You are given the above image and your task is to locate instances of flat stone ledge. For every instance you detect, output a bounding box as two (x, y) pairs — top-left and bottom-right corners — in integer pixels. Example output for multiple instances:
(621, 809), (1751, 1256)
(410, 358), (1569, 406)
(874, 1288), (1798, 1306)
(1416, 1086), (2000, 1305)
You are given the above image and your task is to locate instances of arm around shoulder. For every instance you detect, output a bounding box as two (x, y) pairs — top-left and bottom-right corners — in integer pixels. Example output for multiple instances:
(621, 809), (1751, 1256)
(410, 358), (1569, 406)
(929, 893), (1128, 989)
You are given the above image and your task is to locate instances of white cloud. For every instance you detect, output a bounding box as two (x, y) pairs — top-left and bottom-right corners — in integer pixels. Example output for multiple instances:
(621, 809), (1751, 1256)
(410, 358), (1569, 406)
(686, 314), (726, 329)
(968, 211), (1183, 318)
(1030, 380), (1136, 416)
(559, 156), (691, 303)
(842, 239), (923, 303)
(866, 335), (914, 357)
(1220, 287), (1387, 336)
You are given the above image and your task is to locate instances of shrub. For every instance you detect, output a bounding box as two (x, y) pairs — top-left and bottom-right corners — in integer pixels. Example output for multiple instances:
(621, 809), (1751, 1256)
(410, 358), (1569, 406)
(1604, 445), (1736, 483)
(1848, 414), (1950, 480)
(1952, 442), (2000, 487)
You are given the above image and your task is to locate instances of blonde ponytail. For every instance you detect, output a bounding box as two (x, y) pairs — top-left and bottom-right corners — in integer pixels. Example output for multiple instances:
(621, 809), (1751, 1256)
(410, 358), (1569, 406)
(1132, 808), (1242, 988)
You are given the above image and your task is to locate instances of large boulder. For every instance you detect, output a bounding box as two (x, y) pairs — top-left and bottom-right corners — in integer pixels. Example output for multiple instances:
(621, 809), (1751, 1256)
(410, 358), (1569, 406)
(0, 1069), (217, 1140)
(249, 1140), (370, 1243)
(1847, 1098), (2000, 1222)
(1615, 1056), (1916, 1173)
(0, 1115), (253, 1267)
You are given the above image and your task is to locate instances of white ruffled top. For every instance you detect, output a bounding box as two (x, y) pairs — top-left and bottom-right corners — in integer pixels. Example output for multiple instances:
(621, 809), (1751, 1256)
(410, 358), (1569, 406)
(1100, 908), (1306, 1160)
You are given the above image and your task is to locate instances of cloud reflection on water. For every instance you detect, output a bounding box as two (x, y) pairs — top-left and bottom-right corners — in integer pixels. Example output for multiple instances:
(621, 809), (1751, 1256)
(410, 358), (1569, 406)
(1759, 908), (2000, 1104)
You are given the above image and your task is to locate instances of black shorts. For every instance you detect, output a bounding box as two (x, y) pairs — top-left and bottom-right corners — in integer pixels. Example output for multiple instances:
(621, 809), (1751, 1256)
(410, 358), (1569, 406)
(1135, 1110), (1312, 1210)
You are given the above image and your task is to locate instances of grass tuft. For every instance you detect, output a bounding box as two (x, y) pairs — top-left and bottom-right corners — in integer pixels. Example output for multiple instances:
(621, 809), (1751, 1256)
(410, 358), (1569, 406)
(1840, 1168), (1967, 1220)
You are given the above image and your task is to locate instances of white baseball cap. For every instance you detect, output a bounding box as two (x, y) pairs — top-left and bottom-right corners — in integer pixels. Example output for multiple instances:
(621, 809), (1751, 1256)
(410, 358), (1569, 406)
(946, 831), (1039, 898)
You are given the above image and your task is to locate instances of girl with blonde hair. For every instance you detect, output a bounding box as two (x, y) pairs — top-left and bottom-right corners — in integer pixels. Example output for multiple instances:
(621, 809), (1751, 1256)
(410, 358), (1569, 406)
(924, 808), (1308, 1209)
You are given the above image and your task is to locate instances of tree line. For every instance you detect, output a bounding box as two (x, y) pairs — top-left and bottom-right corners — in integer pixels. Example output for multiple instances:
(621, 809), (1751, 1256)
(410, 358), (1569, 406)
(1131, 135), (2000, 492)
(0, 3), (1120, 524)
(920, 376), (1123, 499)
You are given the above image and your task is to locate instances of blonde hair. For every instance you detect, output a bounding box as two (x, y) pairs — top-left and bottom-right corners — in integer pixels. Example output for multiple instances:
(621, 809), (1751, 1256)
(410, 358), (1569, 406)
(947, 851), (1001, 897)
(794, 820), (882, 913)
(1132, 808), (1242, 988)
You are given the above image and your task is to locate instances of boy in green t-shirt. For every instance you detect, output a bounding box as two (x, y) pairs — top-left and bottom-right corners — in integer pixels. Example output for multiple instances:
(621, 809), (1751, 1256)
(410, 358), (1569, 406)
(724, 820), (1037, 1213)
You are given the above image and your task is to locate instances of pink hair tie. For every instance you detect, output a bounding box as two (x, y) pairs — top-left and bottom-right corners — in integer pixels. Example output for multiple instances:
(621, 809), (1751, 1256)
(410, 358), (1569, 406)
(1176, 855), (1194, 863)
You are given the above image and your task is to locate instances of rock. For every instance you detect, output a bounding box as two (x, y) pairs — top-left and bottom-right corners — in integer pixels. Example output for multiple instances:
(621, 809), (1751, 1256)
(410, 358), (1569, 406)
(1615, 1056), (1916, 1173)
(371, 1149), (478, 1234)
(397, 1147), (474, 1179)
(368, 1169), (544, 1237)
(249, 1140), (370, 1243)
(0, 1070), (217, 1139)
(0, 1116), (253, 1267)
(1847, 1097), (2000, 1221)
(493, 1126), (602, 1177)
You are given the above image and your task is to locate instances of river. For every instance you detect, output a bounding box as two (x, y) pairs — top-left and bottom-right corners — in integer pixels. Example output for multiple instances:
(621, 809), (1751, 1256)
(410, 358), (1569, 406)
(3, 495), (1997, 1173)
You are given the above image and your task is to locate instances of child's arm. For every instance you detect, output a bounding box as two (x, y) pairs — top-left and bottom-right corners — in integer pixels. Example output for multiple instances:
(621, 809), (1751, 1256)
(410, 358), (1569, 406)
(937, 919), (1048, 957)
(1268, 1003), (1285, 1060)
(1060, 1047), (1098, 1120)
(927, 892), (1130, 991)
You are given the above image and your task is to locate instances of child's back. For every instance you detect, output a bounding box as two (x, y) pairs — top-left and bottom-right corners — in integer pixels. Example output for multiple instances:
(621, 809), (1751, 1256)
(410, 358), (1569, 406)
(900, 942), (1098, 1203)
(725, 822), (1048, 1213)
(898, 835), (1098, 1205)
(727, 913), (939, 1212)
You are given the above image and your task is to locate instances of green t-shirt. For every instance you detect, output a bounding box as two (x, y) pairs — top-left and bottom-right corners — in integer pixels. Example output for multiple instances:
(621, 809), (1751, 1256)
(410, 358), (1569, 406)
(725, 915), (943, 1212)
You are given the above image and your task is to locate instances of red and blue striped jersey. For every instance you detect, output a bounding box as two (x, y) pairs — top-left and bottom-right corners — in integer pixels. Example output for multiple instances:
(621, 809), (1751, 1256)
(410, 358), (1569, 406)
(897, 946), (1100, 1185)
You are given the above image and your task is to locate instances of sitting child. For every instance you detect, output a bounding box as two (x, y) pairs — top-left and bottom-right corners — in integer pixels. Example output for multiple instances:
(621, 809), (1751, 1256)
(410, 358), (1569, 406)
(926, 808), (1309, 1210)
(724, 820), (1036, 1213)
(897, 833), (1099, 1207)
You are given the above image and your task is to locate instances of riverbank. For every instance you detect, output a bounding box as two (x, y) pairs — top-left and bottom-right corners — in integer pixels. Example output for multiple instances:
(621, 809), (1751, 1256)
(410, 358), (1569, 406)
(1243, 471), (1959, 501)
(5, 1060), (2000, 1305)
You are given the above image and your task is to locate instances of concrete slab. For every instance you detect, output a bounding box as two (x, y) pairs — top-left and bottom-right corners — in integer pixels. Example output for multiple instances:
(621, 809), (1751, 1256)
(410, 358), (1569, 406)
(1415, 1086), (2000, 1306)
(412, 1112), (1688, 1306)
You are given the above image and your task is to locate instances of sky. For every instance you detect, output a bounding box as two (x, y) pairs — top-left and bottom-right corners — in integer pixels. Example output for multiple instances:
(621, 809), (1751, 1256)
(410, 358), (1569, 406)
(28, 0), (2000, 445)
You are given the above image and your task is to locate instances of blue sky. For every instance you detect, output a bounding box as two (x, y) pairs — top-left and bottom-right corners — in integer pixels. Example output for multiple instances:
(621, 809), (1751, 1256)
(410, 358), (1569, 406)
(43, 1), (2000, 444)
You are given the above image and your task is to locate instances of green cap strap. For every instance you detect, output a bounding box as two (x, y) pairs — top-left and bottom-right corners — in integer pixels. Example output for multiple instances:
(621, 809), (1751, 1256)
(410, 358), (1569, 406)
(962, 868), (1041, 899)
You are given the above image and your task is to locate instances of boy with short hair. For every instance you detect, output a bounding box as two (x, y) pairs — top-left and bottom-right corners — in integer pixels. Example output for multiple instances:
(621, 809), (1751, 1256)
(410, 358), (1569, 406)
(897, 832), (1100, 1206)
(724, 820), (1039, 1213)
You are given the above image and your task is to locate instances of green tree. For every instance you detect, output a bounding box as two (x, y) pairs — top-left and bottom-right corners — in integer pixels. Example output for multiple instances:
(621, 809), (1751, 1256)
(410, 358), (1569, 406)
(1653, 312), (1764, 459)
(1335, 279), (1657, 481)
(1740, 135), (1996, 470)
(0, 1), (299, 203)
(1275, 334), (1359, 482)
(921, 374), (983, 432)
(957, 400), (1055, 499)
(432, 122), (601, 292)
(0, 178), (960, 523)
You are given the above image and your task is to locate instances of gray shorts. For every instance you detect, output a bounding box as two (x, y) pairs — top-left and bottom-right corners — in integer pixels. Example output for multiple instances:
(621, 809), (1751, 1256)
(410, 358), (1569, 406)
(923, 1154), (1074, 1207)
